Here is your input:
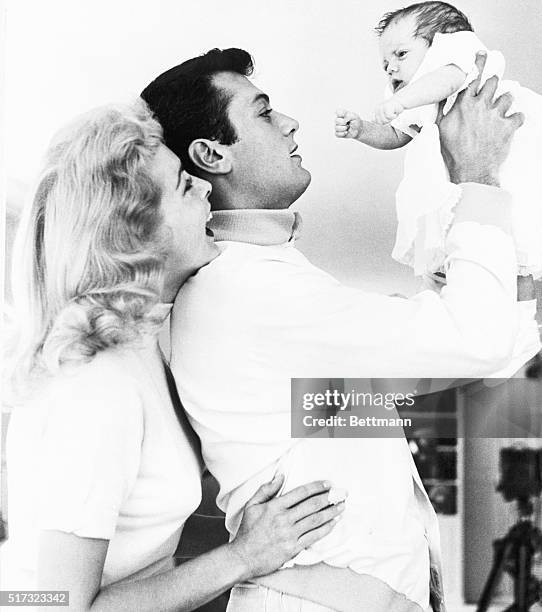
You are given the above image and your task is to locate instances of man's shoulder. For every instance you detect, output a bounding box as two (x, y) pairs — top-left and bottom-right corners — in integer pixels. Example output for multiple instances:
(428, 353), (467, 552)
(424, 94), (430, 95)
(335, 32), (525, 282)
(189, 240), (319, 286)
(176, 240), (341, 315)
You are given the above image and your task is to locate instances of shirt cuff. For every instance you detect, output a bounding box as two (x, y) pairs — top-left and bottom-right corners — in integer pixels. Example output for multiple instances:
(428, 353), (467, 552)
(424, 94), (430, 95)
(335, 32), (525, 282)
(488, 299), (541, 378)
(452, 183), (512, 234)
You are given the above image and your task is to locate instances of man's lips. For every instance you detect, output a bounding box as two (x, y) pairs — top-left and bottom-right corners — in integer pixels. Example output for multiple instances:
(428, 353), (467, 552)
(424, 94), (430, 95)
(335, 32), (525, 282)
(289, 144), (302, 161)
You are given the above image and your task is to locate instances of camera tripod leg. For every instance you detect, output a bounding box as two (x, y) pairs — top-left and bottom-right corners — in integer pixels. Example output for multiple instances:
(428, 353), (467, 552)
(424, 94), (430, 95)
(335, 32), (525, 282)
(477, 538), (513, 612)
(513, 539), (531, 612)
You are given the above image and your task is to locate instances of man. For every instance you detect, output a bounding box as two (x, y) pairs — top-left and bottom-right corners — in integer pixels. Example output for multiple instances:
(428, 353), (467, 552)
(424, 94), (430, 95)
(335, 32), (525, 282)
(142, 49), (539, 611)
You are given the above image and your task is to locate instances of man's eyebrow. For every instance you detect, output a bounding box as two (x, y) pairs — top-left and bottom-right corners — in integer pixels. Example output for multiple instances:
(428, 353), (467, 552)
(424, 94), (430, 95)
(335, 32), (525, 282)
(252, 93), (270, 106)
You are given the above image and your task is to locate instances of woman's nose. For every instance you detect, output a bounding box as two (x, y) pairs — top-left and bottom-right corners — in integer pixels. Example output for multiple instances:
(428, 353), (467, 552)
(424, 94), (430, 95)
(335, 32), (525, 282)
(195, 176), (212, 199)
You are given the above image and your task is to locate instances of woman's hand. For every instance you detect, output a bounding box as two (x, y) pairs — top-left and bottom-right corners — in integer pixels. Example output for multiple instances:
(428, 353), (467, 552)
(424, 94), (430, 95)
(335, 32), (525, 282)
(36, 477), (345, 612)
(228, 474), (345, 579)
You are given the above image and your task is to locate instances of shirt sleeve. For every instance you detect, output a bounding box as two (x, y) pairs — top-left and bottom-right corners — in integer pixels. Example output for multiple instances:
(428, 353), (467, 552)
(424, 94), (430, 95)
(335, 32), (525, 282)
(245, 186), (536, 379)
(37, 365), (144, 540)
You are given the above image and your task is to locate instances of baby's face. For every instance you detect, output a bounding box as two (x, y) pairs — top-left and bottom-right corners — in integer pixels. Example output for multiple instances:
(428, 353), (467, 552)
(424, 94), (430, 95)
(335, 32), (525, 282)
(379, 15), (429, 92)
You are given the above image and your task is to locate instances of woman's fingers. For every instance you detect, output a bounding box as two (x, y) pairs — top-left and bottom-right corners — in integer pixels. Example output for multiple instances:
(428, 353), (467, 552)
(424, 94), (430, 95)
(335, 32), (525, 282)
(246, 473), (285, 506)
(296, 511), (343, 550)
(295, 501), (345, 537)
(288, 488), (346, 523)
(275, 480), (331, 509)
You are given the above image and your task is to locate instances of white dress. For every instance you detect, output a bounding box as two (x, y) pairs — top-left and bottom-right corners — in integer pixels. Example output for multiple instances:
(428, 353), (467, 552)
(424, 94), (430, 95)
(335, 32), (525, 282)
(390, 31), (542, 278)
(3, 334), (202, 590)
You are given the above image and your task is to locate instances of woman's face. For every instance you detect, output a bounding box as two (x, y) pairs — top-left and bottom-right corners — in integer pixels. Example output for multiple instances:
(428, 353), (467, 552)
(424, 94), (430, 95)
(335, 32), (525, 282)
(151, 145), (219, 291)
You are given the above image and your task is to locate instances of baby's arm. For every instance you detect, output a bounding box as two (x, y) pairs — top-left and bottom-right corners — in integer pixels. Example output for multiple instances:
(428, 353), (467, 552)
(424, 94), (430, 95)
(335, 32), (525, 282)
(335, 109), (412, 150)
(375, 65), (466, 124)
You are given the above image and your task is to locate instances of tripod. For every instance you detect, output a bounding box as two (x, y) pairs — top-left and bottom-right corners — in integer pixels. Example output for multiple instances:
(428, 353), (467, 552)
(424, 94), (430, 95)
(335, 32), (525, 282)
(477, 498), (542, 612)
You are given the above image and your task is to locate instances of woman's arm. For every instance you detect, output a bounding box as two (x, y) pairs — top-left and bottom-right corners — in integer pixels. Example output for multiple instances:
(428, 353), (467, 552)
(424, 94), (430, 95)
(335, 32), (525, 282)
(38, 477), (344, 612)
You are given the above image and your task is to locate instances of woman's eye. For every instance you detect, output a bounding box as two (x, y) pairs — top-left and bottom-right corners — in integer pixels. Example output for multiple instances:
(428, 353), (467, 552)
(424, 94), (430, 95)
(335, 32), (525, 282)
(261, 108), (273, 119)
(183, 176), (193, 193)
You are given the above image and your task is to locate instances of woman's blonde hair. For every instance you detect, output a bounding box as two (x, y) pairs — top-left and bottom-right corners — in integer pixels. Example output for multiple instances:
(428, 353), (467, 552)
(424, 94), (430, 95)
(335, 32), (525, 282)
(9, 99), (166, 396)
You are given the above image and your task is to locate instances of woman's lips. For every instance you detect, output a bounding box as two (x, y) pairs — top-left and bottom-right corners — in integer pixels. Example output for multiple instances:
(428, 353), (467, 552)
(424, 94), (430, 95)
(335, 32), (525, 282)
(205, 211), (214, 237)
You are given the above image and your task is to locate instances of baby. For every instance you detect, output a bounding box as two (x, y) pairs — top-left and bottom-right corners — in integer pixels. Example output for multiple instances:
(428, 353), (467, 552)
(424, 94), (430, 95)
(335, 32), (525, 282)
(335, 1), (542, 278)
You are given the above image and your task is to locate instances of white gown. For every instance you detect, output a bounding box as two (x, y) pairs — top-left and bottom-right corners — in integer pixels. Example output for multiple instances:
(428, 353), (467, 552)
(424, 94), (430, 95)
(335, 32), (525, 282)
(390, 31), (542, 278)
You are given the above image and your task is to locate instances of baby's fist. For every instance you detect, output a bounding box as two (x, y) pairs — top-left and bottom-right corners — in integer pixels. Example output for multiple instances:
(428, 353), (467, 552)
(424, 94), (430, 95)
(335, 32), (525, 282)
(335, 109), (362, 139)
(374, 98), (405, 125)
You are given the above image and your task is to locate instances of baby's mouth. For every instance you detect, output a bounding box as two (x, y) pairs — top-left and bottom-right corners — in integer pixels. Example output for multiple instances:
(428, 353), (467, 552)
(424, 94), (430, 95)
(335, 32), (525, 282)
(392, 79), (404, 92)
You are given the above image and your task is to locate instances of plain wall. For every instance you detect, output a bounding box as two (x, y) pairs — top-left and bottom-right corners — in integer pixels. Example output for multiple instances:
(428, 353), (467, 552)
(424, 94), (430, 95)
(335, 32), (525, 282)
(5, 0), (542, 295)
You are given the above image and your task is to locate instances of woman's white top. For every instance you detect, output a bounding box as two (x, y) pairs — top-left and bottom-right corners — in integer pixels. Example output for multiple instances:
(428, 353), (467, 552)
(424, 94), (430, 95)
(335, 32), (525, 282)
(3, 337), (202, 589)
(390, 31), (542, 278)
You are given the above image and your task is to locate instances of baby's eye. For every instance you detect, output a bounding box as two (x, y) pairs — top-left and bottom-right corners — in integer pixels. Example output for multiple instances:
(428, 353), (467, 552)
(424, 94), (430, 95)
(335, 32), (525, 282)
(383, 61), (389, 72)
(397, 50), (408, 59)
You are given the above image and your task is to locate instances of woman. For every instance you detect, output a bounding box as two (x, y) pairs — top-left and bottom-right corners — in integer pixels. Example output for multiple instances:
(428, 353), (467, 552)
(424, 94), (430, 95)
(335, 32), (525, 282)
(4, 100), (344, 610)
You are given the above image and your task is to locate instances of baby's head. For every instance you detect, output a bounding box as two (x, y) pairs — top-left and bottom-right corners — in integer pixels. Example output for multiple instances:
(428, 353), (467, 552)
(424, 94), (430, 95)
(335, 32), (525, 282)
(376, 2), (473, 92)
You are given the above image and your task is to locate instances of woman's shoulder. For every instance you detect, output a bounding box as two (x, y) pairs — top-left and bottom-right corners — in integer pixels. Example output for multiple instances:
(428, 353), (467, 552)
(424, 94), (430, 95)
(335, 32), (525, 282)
(53, 345), (140, 389)
(37, 344), (154, 425)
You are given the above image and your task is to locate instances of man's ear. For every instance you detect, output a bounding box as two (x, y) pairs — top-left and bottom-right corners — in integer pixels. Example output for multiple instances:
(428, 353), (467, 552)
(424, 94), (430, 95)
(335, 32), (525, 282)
(188, 139), (232, 175)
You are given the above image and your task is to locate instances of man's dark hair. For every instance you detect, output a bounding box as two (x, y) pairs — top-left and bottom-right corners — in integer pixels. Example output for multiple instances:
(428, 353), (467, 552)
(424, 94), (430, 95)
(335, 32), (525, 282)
(141, 48), (254, 175)
(375, 1), (473, 45)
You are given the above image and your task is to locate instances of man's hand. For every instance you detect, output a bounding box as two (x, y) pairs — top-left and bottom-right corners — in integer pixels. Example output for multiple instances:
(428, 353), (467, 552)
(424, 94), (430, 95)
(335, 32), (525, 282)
(437, 52), (524, 186)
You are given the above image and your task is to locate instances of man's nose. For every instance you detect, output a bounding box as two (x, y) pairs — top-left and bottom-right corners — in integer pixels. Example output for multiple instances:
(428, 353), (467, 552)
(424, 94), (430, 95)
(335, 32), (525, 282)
(278, 112), (299, 136)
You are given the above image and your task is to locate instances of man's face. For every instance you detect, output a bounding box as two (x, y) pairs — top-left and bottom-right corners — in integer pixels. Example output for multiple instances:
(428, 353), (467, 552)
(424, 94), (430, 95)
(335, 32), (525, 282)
(212, 71), (311, 210)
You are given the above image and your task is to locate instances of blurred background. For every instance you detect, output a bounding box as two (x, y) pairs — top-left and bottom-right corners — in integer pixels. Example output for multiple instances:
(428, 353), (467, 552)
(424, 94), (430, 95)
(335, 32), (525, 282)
(2, 1), (542, 609)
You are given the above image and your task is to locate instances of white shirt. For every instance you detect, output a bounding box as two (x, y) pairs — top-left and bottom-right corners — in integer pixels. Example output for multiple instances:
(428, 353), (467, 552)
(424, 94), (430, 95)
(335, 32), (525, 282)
(170, 187), (539, 610)
(4, 337), (202, 589)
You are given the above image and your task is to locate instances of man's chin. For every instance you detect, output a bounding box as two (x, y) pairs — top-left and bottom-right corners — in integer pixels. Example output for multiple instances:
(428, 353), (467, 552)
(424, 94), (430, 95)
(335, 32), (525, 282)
(290, 168), (312, 203)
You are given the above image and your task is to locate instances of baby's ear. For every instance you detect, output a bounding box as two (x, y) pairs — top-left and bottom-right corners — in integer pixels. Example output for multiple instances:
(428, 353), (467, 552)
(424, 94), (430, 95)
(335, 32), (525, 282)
(188, 139), (232, 175)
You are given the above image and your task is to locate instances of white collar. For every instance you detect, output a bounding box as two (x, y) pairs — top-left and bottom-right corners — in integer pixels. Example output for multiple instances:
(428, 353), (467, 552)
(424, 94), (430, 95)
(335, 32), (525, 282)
(209, 209), (303, 246)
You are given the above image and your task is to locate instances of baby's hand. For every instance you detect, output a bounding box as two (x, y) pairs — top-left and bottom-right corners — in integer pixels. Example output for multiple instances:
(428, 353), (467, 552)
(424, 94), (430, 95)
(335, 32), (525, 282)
(374, 98), (405, 125)
(335, 109), (363, 139)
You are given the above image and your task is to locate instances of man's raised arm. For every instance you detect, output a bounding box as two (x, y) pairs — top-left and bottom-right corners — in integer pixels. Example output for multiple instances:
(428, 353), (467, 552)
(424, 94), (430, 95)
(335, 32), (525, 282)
(249, 53), (538, 379)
